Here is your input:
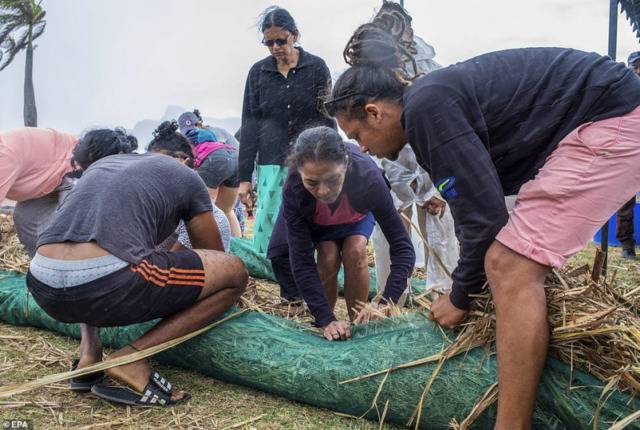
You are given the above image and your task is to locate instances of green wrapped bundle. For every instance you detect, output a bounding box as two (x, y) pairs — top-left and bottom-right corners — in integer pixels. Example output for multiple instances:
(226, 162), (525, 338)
(0, 271), (636, 429)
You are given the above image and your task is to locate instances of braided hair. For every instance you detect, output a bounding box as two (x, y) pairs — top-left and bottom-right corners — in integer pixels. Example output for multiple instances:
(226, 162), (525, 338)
(326, 1), (418, 120)
(72, 127), (138, 170)
(147, 120), (195, 167)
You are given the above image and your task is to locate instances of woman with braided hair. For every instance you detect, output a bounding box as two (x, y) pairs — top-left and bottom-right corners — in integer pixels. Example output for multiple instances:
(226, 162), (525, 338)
(365, 1), (458, 295)
(326, 18), (640, 428)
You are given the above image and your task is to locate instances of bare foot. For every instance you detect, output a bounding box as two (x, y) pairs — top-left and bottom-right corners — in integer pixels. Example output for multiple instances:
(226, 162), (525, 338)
(77, 351), (102, 370)
(105, 346), (188, 401)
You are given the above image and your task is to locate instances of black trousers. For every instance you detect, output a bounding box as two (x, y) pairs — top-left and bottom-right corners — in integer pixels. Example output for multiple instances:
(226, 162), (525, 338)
(616, 197), (636, 250)
(271, 254), (302, 301)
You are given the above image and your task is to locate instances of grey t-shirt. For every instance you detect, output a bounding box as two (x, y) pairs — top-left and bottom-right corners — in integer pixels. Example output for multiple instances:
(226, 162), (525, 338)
(38, 153), (213, 264)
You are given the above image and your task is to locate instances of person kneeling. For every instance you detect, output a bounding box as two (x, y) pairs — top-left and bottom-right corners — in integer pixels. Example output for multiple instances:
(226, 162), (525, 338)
(26, 150), (248, 407)
(278, 126), (415, 341)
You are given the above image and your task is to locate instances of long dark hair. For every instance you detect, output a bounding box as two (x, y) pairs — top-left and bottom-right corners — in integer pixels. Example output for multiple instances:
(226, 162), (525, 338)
(325, 2), (418, 120)
(289, 126), (349, 170)
(147, 120), (194, 167)
(72, 128), (137, 170)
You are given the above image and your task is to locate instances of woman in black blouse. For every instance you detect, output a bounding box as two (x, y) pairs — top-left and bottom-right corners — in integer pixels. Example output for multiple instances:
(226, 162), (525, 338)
(238, 6), (335, 254)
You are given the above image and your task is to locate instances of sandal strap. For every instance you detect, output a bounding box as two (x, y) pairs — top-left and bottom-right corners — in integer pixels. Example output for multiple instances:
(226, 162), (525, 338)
(151, 371), (172, 394)
(138, 381), (171, 406)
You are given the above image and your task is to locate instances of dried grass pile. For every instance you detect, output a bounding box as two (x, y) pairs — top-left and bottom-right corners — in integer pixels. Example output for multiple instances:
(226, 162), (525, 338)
(239, 277), (316, 325)
(0, 214), (29, 273)
(440, 266), (640, 396)
(348, 264), (640, 428)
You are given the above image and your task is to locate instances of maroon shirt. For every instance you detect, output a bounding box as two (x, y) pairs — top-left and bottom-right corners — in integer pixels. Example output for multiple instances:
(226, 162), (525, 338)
(274, 145), (415, 326)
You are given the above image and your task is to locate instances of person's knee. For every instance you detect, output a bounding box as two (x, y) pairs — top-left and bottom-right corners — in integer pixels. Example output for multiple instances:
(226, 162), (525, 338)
(342, 241), (368, 268)
(200, 251), (248, 297)
(317, 249), (341, 275)
(485, 241), (509, 284)
(485, 241), (548, 301)
(226, 254), (248, 294)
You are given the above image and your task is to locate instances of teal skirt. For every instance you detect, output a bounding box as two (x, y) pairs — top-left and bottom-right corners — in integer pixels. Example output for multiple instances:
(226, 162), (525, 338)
(252, 165), (288, 254)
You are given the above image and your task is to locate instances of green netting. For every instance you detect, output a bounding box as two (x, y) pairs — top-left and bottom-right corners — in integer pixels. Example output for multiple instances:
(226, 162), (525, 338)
(0, 271), (637, 429)
(230, 237), (425, 298)
(230, 237), (276, 282)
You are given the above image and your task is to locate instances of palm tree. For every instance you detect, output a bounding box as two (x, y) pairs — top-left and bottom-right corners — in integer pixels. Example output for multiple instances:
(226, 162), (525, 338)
(0, 0), (46, 127)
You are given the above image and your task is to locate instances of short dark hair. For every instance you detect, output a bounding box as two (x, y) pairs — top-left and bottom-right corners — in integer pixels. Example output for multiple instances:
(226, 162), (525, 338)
(289, 126), (349, 170)
(72, 128), (137, 170)
(147, 120), (194, 167)
(260, 6), (298, 35)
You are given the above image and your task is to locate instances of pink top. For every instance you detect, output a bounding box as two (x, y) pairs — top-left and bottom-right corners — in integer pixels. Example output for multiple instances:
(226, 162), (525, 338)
(0, 128), (78, 203)
(193, 141), (236, 168)
(313, 193), (367, 225)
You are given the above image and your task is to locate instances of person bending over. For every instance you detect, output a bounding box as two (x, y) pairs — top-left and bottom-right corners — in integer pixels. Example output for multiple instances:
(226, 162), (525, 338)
(149, 120), (232, 252)
(26, 152), (248, 407)
(178, 110), (242, 237)
(0, 127), (136, 255)
(326, 15), (640, 428)
(272, 126), (414, 341)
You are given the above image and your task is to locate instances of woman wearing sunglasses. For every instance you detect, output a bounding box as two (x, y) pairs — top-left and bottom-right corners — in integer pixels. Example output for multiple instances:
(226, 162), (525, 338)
(238, 6), (335, 254)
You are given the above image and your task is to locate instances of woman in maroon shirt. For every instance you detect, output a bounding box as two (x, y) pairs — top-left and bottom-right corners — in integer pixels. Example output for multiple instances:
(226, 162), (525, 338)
(273, 126), (415, 341)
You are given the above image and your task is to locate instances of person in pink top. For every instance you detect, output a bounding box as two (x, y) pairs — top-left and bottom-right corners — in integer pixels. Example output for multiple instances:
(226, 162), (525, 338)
(0, 128), (77, 203)
(0, 127), (137, 256)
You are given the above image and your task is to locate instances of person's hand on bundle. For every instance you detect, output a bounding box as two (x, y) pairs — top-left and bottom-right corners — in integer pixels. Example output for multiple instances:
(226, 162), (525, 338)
(428, 292), (468, 329)
(322, 320), (352, 341)
(353, 303), (391, 324)
(423, 196), (447, 218)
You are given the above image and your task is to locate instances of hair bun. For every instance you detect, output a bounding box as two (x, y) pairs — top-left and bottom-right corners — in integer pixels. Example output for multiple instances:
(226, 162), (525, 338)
(344, 24), (402, 69)
(113, 127), (138, 153)
(153, 120), (179, 140)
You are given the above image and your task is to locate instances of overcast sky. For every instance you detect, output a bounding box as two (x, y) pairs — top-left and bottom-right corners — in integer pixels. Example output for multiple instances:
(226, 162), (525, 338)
(1, 0), (639, 134)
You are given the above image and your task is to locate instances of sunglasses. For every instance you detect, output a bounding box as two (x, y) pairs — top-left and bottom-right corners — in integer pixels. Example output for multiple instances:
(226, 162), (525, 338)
(262, 38), (289, 47)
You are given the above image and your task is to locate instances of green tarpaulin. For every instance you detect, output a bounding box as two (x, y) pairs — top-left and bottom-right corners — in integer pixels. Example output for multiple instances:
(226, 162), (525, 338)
(0, 271), (637, 429)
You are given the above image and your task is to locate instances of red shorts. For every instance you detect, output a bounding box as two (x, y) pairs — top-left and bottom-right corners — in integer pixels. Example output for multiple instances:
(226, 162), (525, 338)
(496, 105), (640, 267)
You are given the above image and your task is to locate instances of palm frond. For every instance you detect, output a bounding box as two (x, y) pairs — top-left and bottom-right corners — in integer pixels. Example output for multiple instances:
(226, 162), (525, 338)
(0, 19), (24, 44)
(0, 35), (25, 70)
(0, 11), (24, 24)
(30, 18), (44, 43)
(0, 0), (45, 70)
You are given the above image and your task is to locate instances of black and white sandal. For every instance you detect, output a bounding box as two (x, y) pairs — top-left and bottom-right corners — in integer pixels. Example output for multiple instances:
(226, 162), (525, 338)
(90, 371), (191, 407)
(69, 358), (105, 393)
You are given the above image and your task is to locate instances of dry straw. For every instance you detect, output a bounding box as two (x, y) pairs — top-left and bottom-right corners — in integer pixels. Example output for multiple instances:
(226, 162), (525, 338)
(341, 212), (640, 428)
(0, 214), (30, 273)
(2, 210), (640, 428)
(0, 310), (246, 398)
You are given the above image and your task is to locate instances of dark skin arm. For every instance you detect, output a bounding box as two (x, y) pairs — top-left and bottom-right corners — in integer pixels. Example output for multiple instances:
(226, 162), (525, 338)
(186, 211), (224, 251)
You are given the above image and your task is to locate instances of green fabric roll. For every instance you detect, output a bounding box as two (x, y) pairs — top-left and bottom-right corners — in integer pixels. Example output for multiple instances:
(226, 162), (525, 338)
(0, 271), (637, 429)
(252, 165), (288, 254)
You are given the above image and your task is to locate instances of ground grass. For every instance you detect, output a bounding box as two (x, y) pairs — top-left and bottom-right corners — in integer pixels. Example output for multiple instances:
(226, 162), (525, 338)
(0, 322), (398, 429)
(0, 242), (637, 429)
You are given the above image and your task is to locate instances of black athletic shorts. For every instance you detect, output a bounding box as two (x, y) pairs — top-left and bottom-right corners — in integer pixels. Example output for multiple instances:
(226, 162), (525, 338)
(26, 249), (205, 327)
